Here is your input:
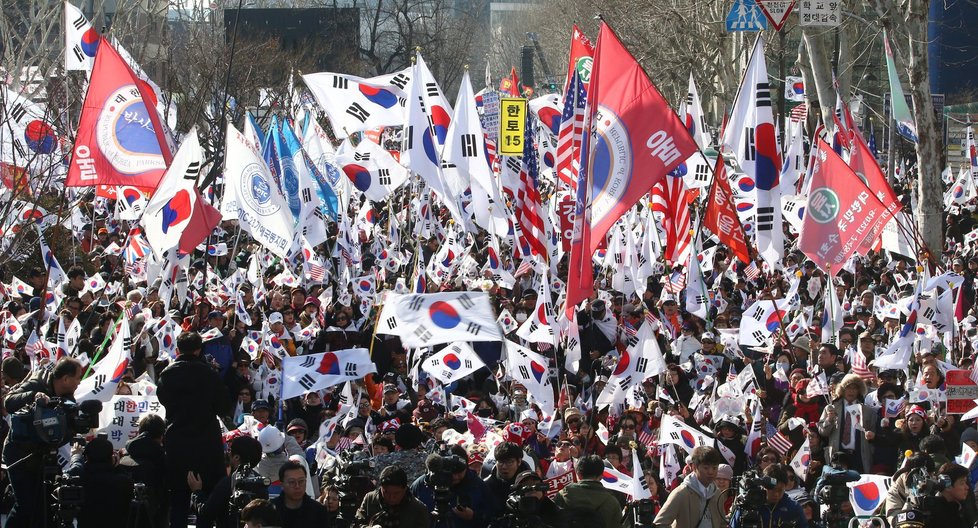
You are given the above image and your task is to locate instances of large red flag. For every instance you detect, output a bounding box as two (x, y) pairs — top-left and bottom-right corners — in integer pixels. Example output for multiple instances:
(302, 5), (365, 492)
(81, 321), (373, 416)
(565, 22), (697, 315)
(799, 139), (889, 270)
(849, 129), (902, 254)
(66, 37), (172, 189)
(703, 153), (751, 264)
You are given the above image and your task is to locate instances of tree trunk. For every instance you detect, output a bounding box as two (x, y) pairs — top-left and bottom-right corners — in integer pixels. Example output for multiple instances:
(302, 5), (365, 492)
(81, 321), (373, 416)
(904, 3), (944, 257)
(802, 29), (837, 126)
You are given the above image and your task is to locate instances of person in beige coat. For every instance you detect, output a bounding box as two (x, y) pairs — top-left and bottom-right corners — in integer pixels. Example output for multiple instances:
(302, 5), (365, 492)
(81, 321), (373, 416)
(653, 446), (728, 528)
(817, 373), (878, 474)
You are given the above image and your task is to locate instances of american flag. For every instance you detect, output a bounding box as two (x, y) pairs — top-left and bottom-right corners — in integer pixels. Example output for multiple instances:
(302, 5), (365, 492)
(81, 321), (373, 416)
(663, 270), (687, 294)
(744, 261), (761, 281)
(555, 71), (587, 192)
(651, 174), (692, 265)
(515, 125), (549, 260)
(851, 350), (874, 381)
(637, 426), (655, 448)
(767, 431), (793, 456)
(514, 258), (534, 277)
(789, 103), (808, 123)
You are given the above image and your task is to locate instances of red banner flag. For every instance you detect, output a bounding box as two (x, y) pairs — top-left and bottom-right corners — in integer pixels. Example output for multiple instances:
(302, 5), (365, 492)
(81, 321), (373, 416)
(849, 129), (902, 254)
(703, 153), (751, 264)
(565, 22), (697, 315)
(565, 25), (595, 89)
(799, 139), (889, 270)
(66, 37), (172, 189)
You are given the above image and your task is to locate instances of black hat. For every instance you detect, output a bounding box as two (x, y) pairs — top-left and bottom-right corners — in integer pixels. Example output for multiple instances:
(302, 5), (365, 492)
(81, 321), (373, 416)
(591, 300), (606, 313)
(252, 400), (272, 412)
(394, 423), (424, 450)
(379, 466), (408, 487)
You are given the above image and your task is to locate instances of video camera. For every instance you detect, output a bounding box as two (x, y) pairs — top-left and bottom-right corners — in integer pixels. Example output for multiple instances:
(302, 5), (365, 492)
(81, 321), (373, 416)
(229, 464), (270, 512)
(322, 445), (375, 523)
(816, 469), (861, 506)
(426, 444), (468, 521)
(10, 398), (103, 447)
(894, 467), (953, 527)
(734, 470), (778, 509)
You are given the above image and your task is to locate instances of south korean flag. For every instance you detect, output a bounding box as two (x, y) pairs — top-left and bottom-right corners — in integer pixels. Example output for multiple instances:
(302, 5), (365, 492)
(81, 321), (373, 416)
(421, 341), (486, 384)
(376, 292), (503, 348)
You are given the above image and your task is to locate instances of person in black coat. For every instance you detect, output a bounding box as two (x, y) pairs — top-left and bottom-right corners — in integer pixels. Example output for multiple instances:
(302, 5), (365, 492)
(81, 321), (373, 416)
(125, 414), (169, 528)
(157, 332), (232, 528)
(65, 436), (135, 528)
(484, 442), (531, 514)
(272, 461), (331, 528)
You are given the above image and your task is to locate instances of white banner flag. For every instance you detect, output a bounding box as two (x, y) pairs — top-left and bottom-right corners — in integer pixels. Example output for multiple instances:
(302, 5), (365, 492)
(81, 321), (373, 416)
(421, 341), (486, 384)
(658, 414), (713, 454)
(376, 292), (503, 348)
(281, 348), (376, 400)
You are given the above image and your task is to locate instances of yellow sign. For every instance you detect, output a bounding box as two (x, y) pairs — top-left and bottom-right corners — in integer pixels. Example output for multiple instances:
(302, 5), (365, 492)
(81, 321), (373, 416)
(498, 97), (527, 156)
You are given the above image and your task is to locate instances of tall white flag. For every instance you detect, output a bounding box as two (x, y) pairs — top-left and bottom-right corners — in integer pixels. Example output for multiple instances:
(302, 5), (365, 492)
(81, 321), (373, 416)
(65, 2), (97, 71)
(221, 123), (295, 258)
(722, 36), (783, 269)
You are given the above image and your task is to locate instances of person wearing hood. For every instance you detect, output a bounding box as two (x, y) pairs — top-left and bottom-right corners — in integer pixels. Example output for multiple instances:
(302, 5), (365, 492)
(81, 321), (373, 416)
(653, 446), (727, 528)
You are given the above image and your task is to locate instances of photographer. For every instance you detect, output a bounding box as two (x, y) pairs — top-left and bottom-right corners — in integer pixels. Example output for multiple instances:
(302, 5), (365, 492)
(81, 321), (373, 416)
(272, 460), (331, 527)
(187, 435), (265, 528)
(653, 446), (726, 528)
(65, 435), (134, 528)
(355, 465), (431, 528)
(2, 357), (83, 528)
(730, 464), (807, 528)
(124, 413), (169, 528)
(410, 445), (496, 528)
(489, 470), (561, 528)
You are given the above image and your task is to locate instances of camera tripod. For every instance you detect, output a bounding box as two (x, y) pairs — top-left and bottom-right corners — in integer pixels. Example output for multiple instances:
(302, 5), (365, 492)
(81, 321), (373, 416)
(4, 446), (81, 528)
(126, 483), (153, 528)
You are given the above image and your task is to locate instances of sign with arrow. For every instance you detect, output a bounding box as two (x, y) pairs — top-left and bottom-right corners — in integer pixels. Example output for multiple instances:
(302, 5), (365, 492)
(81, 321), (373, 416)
(756, 0), (796, 31)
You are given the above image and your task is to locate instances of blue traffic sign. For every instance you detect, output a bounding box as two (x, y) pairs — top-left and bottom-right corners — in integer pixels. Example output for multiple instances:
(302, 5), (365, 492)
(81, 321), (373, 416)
(726, 0), (769, 32)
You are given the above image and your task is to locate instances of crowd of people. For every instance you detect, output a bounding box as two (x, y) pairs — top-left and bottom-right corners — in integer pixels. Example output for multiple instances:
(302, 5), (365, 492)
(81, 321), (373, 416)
(2, 126), (978, 528)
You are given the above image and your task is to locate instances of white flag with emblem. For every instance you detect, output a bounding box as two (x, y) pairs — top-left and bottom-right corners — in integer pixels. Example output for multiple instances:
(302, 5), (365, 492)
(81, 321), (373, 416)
(221, 123), (295, 258)
(503, 340), (555, 414)
(658, 414), (713, 454)
(281, 348), (376, 399)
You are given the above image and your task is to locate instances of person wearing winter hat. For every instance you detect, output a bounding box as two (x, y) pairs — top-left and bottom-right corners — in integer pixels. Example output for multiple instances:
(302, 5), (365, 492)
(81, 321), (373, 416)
(256, 426), (290, 484)
(564, 407), (584, 434)
(370, 424), (430, 485)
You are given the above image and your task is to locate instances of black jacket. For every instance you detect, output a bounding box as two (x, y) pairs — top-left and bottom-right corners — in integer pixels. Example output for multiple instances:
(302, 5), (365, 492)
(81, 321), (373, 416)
(125, 432), (169, 528)
(157, 354), (232, 490)
(272, 494), (332, 528)
(66, 456), (135, 528)
(4, 369), (58, 415)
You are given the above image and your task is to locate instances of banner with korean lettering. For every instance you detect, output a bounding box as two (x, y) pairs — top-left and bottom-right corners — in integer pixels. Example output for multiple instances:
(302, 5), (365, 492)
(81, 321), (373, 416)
(499, 98), (527, 156)
(702, 153), (751, 263)
(799, 139), (888, 271)
(97, 396), (166, 448)
(545, 468), (576, 498)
